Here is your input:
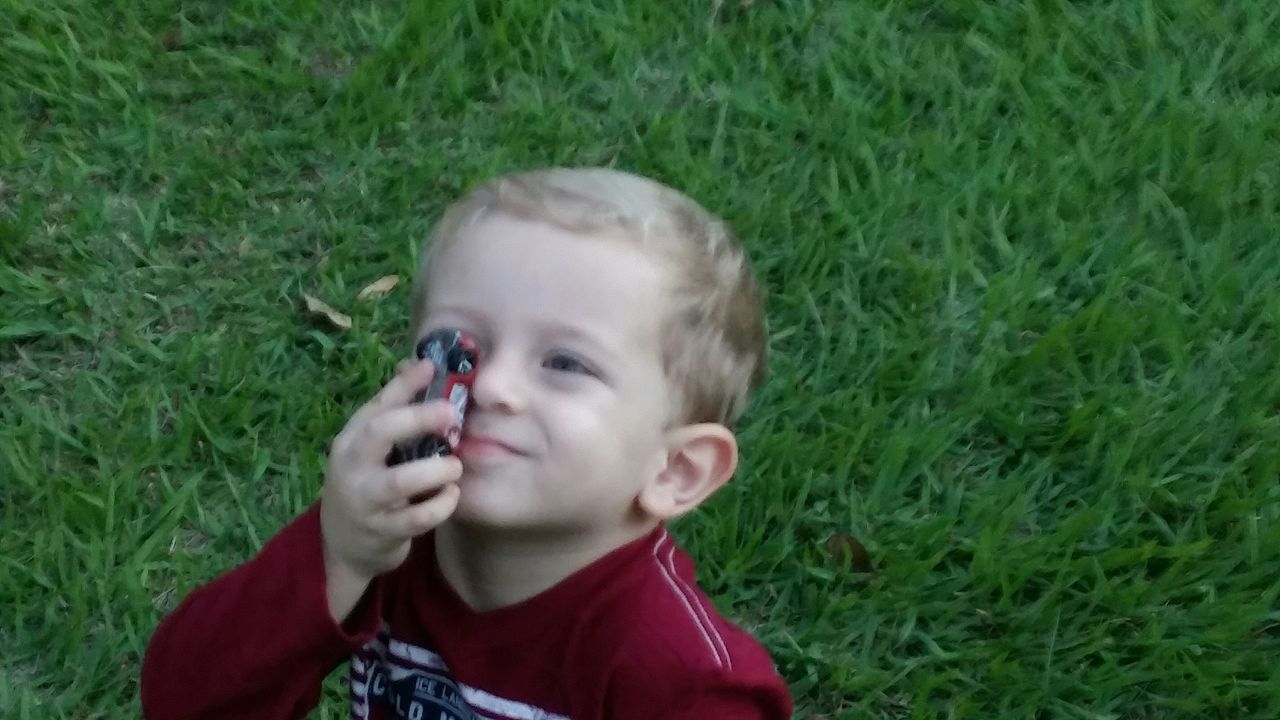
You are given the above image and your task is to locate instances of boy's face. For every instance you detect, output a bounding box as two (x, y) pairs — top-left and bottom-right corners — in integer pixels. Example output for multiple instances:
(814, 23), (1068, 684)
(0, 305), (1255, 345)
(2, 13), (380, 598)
(418, 212), (674, 537)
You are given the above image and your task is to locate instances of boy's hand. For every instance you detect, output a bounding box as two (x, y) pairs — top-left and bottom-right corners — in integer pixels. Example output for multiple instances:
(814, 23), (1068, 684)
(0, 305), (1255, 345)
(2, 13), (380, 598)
(319, 359), (463, 622)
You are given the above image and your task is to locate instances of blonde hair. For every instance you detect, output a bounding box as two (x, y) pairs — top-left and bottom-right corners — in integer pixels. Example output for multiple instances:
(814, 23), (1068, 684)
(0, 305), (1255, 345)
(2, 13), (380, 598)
(409, 168), (767, 427)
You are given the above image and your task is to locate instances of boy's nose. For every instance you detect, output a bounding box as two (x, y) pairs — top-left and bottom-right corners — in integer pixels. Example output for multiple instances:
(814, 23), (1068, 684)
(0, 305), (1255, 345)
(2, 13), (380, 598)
(470, 351), (525, 414)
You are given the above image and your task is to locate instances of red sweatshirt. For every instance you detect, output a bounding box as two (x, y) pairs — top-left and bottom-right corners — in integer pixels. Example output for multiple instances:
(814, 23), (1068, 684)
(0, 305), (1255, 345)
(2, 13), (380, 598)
(141, 504), (792, 719)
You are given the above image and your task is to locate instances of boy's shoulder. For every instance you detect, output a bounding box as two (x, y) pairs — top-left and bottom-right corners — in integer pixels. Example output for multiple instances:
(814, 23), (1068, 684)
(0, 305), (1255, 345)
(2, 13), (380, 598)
(590, 528), (763, 665)
(571, 528), (789, 711)
(388, 526), (792, 717)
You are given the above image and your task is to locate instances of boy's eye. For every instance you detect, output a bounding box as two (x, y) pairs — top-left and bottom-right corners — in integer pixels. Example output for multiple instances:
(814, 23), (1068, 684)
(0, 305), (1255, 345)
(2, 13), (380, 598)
(543, 353), (593, 376)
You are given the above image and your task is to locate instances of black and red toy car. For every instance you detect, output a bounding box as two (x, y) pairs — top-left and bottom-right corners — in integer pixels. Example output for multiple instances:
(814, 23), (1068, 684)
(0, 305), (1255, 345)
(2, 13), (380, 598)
(386, 328), (480, 466)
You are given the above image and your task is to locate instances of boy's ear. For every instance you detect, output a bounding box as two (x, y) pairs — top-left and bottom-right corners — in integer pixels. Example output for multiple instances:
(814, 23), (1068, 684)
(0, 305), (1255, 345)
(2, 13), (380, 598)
(638, 424), (739, 521)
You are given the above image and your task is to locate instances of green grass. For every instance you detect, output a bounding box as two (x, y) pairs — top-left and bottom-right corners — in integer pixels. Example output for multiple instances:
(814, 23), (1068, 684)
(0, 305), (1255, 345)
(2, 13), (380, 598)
(3, 0), (1279, 717)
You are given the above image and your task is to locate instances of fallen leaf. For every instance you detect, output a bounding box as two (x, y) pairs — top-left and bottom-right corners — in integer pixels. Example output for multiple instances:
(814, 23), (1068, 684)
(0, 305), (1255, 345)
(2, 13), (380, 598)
(357, 274), (400, 300)
(303, 293), (352, 330)
(161, 25), (183, 51)
(825, 533), (873, 572)
(238, 237), (252, 255)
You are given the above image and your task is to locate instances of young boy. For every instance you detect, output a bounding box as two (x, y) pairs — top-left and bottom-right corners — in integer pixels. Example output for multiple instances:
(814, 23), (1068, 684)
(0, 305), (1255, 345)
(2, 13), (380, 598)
(141, 168), (793, 719)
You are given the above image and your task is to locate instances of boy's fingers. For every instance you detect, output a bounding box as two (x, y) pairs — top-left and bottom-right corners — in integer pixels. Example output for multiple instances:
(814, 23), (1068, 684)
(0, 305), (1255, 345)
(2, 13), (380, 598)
(347, 361), (435, 428)
(382, 483), (460, 537)
(377, 456), (463, 508)
(371, 360), (435, 410)
(361, 402), (457, 460)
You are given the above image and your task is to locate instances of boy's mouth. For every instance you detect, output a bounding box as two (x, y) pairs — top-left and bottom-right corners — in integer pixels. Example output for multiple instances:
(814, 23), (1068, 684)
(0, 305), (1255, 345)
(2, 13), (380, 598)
(457, 433), (525, 461)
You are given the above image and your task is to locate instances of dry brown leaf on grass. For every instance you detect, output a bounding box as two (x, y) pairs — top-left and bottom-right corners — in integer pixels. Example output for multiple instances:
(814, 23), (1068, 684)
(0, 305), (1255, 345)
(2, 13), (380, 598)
(161, 25), (183, 51)
(709, 0), (755, 26)
(302, 293), (352, 330)
(357, 274), (400, 300)
(825, 533), (874, 573)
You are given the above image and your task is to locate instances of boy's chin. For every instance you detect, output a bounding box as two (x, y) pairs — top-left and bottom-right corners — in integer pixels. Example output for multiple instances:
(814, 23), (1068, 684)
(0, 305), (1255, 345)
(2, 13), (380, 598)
(446, 482), (537, 530)
(446, 488), (597, 538)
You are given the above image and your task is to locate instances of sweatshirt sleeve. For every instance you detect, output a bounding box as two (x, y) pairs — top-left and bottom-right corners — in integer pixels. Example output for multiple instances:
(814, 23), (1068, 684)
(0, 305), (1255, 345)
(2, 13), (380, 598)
(654, 669), (794, 720)
(140, 502), (384, 720)
(605, 644), (793, 720)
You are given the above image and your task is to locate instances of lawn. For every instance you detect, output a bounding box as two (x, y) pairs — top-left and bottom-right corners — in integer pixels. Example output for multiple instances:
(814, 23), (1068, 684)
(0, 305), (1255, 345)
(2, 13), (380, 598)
(2, 0), (1279, 717)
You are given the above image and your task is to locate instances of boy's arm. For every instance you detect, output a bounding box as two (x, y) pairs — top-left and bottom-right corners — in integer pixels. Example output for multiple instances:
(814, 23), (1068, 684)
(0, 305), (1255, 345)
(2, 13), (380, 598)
(141, 503), (384, 720)
(606, 640), (793, 720)
(142, 360), (463, 719)
(655, 673), (793, 720)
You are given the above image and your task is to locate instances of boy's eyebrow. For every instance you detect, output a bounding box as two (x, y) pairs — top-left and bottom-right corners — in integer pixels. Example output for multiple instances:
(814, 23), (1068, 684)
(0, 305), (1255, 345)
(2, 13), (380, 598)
(425, 305), (487, 328)
(427, 307), (626, 364)
(535, 319), (625, 364)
